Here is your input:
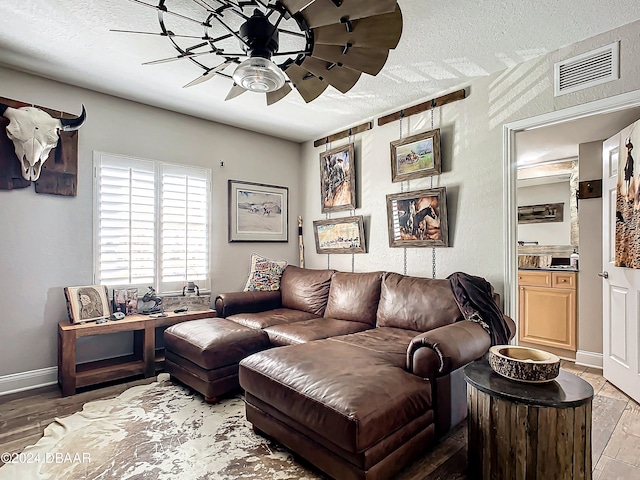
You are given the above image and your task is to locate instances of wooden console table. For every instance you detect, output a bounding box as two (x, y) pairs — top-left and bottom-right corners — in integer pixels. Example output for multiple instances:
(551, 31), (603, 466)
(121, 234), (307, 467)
(464, 360), (594, 480)
(58, 310), (216, 396)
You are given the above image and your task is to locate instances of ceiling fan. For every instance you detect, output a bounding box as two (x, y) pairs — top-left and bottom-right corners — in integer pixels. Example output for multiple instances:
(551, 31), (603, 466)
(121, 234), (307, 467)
(116, 0), (403, 105)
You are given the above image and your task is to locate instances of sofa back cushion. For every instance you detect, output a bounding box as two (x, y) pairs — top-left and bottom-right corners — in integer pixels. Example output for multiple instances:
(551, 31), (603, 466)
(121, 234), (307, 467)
(280, 266), (335, 316)
(324, 272), (383, 325)
(376, 272), (462, 331)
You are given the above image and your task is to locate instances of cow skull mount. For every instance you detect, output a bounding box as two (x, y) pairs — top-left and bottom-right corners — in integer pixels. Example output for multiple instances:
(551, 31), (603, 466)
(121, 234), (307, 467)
(0, 103), (86, 182)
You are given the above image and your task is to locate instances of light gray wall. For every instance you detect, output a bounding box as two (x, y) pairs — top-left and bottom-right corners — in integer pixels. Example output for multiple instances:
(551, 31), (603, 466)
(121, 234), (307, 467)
(0, 67), (300, 378)
(578, 141), (605, 354)
(518, 182), (572, 245)
(300, 20), (640, 300)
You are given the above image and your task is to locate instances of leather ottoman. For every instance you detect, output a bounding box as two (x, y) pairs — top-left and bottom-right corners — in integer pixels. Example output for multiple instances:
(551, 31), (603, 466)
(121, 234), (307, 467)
(164, 317), (269, 402)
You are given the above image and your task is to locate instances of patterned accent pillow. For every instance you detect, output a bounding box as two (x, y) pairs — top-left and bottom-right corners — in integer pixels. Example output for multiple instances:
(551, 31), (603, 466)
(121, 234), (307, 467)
(243, 253), (288, 291)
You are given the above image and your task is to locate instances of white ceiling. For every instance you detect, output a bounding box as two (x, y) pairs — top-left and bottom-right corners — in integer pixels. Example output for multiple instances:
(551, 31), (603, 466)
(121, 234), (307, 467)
(1, 1), (640, 143)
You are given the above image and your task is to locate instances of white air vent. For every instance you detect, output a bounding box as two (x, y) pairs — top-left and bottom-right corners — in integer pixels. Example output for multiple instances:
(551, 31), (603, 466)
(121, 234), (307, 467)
(554, 42), (619, 96)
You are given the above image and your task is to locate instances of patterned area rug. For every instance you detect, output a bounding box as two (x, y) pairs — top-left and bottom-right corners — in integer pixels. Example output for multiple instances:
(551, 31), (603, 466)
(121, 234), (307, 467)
(0, 374), (326, 480)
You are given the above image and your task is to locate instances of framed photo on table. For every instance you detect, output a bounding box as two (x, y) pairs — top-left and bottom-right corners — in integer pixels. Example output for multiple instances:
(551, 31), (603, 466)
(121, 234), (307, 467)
(313, 216), (366, 254)
(64, 285), (111, 324)
(386, 187), (449, 247)
(320, 144), (356, 213)
(390, 129), (441, 183)
(228, 180), (288, 242)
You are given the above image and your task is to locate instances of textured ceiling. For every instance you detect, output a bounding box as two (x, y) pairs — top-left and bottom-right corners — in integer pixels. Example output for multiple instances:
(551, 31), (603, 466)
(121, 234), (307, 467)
(1, 1), (640, 143)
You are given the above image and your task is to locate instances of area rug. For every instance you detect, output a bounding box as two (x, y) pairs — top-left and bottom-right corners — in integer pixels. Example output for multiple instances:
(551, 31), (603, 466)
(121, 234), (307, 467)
(0, 374), (326, 480)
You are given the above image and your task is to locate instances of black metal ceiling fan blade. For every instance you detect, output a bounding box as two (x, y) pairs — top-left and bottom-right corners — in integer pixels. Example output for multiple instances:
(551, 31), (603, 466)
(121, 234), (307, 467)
(296, 0), (397, 28)
(266, 83), (293, 105)
(311, 44), (389, 76)
(285, 63), (328, 103)
(300, 57), (361, 94)
(312, 6), (403, 50)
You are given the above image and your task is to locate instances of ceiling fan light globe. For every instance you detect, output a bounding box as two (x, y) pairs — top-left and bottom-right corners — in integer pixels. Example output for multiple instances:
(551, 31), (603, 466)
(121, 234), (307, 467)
(233, 57), (286, 93)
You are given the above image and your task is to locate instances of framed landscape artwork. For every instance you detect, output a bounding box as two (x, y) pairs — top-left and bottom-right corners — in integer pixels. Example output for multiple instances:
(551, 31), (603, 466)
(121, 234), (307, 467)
(390, 129), (441, 182)
(64, 285), (111, 324)
(313, 216), (366, 254)
(320, 143), (356, 213)
(386, 187), (449, 247)
(228, 180), (288, 242)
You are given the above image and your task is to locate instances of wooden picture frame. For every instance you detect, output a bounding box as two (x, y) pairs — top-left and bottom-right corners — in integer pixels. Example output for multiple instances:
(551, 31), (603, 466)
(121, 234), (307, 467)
(390, 129), (441, 183)
(320, 143), (356, 213)
(228, 180), (288, 242)
(517, 203), (564, 224)
(386, 187), (449, 247)
(64, 285), (111, 324)
(313, 216), (366, 254)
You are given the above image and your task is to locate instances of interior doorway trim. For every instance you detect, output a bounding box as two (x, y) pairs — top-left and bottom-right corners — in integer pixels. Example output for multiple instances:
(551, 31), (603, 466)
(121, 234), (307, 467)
(503, 89), (640, 324)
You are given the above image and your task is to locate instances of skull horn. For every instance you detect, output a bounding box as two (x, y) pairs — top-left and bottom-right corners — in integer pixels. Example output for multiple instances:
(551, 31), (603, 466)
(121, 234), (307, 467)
(59, 105), (87, 131)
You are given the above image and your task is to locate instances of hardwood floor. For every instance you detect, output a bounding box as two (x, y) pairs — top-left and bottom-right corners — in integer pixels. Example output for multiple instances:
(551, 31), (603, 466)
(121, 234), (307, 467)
(0, 362), (639, 479)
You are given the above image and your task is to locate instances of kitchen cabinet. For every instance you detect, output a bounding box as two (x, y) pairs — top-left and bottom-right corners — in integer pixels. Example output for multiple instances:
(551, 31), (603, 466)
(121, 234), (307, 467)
(518, 270), (577, 352)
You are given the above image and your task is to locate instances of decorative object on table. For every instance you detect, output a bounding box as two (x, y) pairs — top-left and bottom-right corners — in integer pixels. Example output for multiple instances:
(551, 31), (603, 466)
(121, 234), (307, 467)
(182, 281), (200, 297)
(386, 187), (449, 247)
(517, 202), (564, 224)
(228, 180), (288, 242)
(313, 216), (366, 254)
(141, 286), (164, 315)
(0, 96), (86, 195)
(243, 253), (288, 292)
(298, 216), (305, 268)
(320, 143), (356, 213)
(64, 285), (110, 324)
(488, 345), (561, 383)
(114, 1), (403, 104)
(390, 128), (441, 183)
(113, 287), (139, 316)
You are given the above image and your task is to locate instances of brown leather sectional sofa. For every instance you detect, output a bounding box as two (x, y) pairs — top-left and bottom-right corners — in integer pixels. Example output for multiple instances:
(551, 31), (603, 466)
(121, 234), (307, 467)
(167, 266), (514, 480)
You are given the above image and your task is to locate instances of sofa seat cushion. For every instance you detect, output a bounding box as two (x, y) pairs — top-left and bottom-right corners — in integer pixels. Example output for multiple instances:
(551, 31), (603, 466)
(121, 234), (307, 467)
(227, 308), (319, 329)
(323, 271), (383, 326)
(264, 318), (372, 346)
(328, 327), (419, 368)
(239, 339), (433, 454)
(164, 318), (269, 370)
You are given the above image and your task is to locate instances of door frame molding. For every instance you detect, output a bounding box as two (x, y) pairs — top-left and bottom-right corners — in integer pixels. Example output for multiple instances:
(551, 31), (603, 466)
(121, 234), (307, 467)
(503, 89), (640, 325)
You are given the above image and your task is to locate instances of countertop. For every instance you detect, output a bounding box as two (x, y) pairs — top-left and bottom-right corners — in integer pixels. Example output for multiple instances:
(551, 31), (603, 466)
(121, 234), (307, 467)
(518, 266), (578, 272)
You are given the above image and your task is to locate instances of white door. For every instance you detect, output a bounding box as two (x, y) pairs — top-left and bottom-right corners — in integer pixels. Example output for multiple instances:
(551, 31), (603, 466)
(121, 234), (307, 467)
(602, 121), (640, 404)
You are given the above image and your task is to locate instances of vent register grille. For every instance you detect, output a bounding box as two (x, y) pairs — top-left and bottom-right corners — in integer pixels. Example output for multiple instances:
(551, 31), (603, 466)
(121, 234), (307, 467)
(554, 42), (619, 96)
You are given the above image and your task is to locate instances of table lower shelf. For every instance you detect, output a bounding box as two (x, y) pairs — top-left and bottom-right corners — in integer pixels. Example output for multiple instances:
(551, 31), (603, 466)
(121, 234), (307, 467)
(76, 355), (146, 388)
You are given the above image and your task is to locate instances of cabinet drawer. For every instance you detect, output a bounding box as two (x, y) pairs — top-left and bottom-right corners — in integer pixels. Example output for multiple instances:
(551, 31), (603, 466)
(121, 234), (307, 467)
(518, 271), (552, 287)
(552, 272), (576, 289)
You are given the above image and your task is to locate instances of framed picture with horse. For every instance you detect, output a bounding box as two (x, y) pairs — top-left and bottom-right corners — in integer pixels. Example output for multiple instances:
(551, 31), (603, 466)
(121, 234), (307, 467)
(319, 143), (356, 213)
(386, 187), (449, 247)
(228, 180), (289, 242)
(390, 129), (441, 183)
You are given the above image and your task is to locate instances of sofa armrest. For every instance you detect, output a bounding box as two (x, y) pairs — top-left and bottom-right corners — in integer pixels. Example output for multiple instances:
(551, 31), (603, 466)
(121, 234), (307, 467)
(215, 291), (282, 318)
(406, 320), (491, 378)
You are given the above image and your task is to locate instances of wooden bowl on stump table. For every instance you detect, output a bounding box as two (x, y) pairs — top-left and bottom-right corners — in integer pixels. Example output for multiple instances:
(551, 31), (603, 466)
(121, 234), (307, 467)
(488, 345), (560, 383)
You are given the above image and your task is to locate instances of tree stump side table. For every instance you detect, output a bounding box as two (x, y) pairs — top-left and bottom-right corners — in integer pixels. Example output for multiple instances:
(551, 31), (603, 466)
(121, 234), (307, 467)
(464, 360), (594, 480)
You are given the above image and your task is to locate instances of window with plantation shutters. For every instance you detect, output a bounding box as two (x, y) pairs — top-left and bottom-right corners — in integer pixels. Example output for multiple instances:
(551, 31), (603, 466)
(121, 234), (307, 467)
(94, 152), (211, 294)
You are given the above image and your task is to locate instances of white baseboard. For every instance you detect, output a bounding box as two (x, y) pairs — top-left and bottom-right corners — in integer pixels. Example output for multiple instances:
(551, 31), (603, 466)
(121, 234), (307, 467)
(0, 367), (58, 397)
(575, 350), (603, 369)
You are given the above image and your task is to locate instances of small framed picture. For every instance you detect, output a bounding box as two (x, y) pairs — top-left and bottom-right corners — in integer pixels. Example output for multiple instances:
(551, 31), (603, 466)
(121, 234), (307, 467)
(113, 288), (139, 316)
(313, 215), (366, 254)
(390, 129), (441, 182)
(386, 187), (449, 247)
(228, 180), (289, 242)
(320, 144), (356, 213)
(64, 285), (111, 324)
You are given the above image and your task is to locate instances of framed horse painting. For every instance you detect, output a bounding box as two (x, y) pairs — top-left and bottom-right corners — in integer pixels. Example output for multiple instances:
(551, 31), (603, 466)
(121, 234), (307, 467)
(319, 143), (356, 213)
